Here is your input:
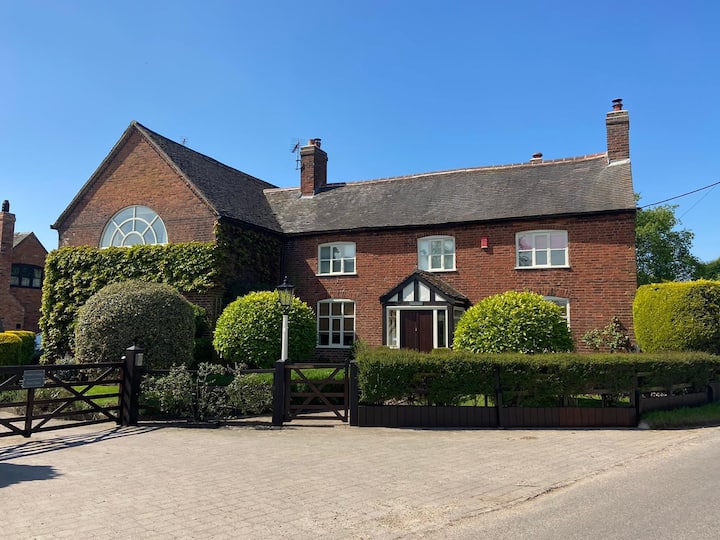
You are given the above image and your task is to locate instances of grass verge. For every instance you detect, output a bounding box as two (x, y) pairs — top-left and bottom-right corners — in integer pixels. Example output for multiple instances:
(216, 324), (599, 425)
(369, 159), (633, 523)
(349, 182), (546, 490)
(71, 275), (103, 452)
(641, 401), (720, 429)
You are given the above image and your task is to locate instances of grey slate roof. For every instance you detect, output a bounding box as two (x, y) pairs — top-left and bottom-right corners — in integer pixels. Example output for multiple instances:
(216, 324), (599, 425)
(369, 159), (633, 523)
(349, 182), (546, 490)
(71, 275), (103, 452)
(13, 232), (30, 247)
(264, 154), (635, 234)
(134, 123), (282, 232)
(55, 122), (635, 237)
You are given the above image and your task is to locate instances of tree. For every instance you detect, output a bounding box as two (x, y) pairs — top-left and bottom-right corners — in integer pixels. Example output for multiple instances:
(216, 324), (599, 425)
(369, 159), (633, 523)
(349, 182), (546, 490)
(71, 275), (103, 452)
(213, 291), (316, 368)
(635, 198), (699, 285)
(695, 257), (720, 280)
(453, 291), (573, 354)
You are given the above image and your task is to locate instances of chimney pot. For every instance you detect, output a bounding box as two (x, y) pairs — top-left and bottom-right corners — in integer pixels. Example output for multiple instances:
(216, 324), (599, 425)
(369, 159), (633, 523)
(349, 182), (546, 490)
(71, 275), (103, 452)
(612, 98), (623, 111)
(530, 152), (543, 163)
(1, 200), (8, 212)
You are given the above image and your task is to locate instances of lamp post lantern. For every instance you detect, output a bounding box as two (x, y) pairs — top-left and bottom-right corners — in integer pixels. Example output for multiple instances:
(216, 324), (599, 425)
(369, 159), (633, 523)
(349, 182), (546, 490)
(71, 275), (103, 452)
(277, 276), (295, 362)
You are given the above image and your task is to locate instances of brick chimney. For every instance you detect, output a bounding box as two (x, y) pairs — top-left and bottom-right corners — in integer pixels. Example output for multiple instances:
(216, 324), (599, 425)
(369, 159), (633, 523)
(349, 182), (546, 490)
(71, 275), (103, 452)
(606, 98), (630, 162)
(0, 200), (14, 256)
(300, 138), (328, 196)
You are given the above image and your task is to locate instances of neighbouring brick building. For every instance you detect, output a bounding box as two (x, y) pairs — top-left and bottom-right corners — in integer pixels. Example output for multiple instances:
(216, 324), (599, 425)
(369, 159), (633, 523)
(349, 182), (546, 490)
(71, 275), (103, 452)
(53, 99), (637, 357)
(0, 201), (48, 333)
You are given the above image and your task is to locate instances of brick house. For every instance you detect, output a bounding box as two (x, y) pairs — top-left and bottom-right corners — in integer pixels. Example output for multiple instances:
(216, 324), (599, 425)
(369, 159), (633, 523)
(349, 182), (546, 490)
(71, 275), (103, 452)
(53, 100), (636, 356)
(0, 200), (48, 332)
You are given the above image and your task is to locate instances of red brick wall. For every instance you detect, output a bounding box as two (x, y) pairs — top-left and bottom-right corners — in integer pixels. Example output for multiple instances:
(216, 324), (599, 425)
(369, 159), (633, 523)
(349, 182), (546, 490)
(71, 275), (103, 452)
(283, 211), (637, 354)
(10, 235), (47, 332)
(57, 130), (217, 247)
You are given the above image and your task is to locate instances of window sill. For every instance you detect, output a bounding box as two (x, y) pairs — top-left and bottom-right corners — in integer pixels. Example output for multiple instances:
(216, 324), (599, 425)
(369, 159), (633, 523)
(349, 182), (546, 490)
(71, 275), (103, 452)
(316, 272), (358, 278)
(317, 345), (354, 349)
(514, 265), (571, 270)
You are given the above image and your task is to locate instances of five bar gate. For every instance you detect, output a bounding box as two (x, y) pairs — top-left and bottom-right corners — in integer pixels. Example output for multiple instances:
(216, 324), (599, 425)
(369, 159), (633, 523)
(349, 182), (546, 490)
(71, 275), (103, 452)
(0, 346), (144, 438)
(273, 361), (350, 425)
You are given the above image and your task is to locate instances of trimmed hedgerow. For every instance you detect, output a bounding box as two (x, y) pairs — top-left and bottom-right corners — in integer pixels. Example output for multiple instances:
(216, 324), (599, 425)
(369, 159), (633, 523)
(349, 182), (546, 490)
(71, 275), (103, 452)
(354, 346), (720, 406)
(213, 291), (316, 368)
(453, 291), (574, 354)
(74, 280), (196, 369)
(0, 332), (22, 366)
(7, 330), (37, 365)
(634, 280), (720, 354)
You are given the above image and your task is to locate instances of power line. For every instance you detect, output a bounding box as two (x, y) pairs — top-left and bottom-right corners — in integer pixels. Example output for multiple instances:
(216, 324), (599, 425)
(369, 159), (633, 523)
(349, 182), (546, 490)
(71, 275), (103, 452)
(638, 180), (720, 209)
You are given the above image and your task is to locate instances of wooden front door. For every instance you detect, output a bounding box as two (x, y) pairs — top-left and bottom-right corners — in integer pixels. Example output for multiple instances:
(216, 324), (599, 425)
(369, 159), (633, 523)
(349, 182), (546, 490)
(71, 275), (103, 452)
(400, 310), (434, 352)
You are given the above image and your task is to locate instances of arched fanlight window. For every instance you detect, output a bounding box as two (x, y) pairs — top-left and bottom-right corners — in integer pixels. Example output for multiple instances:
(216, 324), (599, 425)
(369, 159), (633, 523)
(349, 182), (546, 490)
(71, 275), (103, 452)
(100, 205), (168, 248)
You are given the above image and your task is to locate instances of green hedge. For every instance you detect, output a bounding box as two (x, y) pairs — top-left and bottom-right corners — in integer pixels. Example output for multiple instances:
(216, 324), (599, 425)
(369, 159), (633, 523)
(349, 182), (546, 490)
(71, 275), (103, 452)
(7, 330), (36, 364)
(355, 347), (720, 406)
(40, 243), (218, 362)
(0, 332), (22, 366)
(634, 280), (720, 354)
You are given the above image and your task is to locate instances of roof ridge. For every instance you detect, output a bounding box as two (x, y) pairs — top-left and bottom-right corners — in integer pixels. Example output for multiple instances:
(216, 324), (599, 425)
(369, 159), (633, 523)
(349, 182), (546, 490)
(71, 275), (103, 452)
(134, 122), (277, 189)
(264, 152), (609, 192)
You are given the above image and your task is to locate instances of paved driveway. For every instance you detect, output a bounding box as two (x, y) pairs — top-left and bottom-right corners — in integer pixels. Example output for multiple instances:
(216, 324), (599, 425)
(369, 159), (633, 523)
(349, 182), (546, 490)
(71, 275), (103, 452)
(0, 420), (713, 539)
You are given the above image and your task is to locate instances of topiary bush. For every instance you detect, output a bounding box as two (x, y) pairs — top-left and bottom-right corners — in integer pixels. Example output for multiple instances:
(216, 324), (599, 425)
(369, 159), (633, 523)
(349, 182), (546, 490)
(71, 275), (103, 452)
(213, 291), (316, 368)
(0, 332), (22, 366)
(74, 280), (196, 369)
(453, 291), (574, 354)
(634, 280), (720, 353)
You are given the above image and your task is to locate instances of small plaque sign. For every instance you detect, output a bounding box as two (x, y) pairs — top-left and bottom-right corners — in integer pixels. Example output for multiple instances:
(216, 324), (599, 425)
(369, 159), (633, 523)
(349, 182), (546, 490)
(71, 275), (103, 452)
(22, 370), (45, 389)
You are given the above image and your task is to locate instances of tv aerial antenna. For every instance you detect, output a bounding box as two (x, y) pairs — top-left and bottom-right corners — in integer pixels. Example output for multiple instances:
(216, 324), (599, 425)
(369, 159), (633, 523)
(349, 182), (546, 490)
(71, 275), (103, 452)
(291, 138), (301, 170)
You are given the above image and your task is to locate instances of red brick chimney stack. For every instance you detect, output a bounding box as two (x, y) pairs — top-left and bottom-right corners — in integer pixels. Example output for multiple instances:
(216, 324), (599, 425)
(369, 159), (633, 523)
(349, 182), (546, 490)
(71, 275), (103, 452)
(300, 138), (328, 196)
(1, 200), (14, 255)
(606, 98), (630, 162)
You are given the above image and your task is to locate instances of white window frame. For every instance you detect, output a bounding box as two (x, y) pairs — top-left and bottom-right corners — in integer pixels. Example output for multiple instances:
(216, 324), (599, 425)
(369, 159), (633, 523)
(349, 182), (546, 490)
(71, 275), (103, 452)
(317, 242), (356, 275)
(418, 236), (456, 272)
(317, 299), (355, 348)
(545, 296), (570, 327)
(516, 230), (569, 269)
(100, 205), (168, 248)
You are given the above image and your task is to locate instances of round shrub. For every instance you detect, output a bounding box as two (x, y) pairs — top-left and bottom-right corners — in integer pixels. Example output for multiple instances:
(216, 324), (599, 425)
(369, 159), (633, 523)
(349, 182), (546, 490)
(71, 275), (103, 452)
(453, 291), (574, 354)
(0, 332), (22, 366)
(213, 291), (316, 368)
(74, 280), (196, 369)
(634, 281), (720, 353)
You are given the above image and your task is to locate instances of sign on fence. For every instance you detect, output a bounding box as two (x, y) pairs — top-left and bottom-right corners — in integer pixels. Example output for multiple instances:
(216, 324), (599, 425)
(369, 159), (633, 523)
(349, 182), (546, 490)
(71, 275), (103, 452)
(21, 370), (45, 389)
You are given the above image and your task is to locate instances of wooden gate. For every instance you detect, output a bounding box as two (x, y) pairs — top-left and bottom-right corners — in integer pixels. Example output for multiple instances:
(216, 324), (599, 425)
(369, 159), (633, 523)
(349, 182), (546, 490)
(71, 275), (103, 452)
(284, 362), (349, 422)
(0, 363), (124, 438)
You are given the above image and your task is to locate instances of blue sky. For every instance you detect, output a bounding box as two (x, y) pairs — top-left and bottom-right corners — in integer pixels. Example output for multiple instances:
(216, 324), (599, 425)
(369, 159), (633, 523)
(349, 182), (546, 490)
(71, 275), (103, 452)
(2, 1), (719, 261)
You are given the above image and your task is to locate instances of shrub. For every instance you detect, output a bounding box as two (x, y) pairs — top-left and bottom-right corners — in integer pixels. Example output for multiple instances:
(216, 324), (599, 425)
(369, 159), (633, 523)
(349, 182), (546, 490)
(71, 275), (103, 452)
(225, 372), (273, 415)
(453, 291), (574, 354)
(7, 330), (37, 364)
(74, 280), (196, 369)
(213, 291), (316, 368)
(40, 243), (218, 362)
(141, 363), (272, 420)
(634, 281), (720, 353)
(581, 317), (634, 353)
(0, 332), (22, 366)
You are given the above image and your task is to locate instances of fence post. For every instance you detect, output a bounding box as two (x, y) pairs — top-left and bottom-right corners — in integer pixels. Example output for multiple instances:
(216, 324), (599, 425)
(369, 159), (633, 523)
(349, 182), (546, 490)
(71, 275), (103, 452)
(120, 345), (144, 426)
(494, 368), (504, 428)
(349, 360), (359, 426)
(271, 360), (285, 426)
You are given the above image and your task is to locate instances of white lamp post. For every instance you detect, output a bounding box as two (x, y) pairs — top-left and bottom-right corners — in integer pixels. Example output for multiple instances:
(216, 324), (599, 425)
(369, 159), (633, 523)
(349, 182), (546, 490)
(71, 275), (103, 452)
(276, 276), (295, 362)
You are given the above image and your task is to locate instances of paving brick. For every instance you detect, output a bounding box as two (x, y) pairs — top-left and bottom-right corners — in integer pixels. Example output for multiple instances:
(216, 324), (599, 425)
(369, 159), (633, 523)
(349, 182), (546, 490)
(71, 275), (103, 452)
(0, 422), (713, 538)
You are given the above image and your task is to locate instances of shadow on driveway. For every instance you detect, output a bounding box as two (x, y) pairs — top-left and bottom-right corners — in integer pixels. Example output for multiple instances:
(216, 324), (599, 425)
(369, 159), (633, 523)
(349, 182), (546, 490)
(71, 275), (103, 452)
(0, 463), (58, 488)
(0, 425), (159, 462)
